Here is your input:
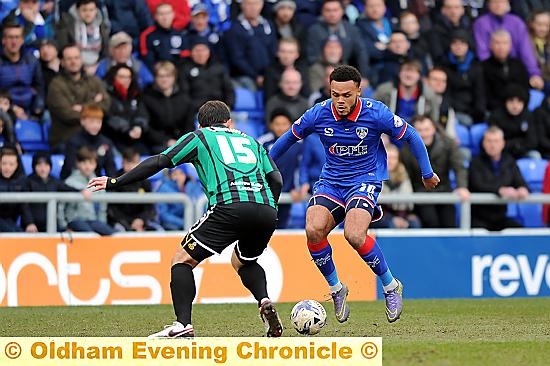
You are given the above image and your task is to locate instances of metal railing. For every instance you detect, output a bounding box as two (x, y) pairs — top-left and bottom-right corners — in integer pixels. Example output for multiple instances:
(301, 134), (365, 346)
(0, 192), (194, 233)
(2, 192), (550, 233)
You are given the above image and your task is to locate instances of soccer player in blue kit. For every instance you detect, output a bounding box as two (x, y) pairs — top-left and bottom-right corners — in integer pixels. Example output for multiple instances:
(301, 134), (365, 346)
(270, 65), (440, 323)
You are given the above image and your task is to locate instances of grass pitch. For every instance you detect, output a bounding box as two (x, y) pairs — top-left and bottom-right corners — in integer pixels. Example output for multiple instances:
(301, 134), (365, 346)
(1, 298), (549, 366)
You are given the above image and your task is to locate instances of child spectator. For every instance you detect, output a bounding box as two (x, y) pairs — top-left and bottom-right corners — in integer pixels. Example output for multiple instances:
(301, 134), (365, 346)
(59, 146), (115, 235)
(488, 84), (539, 159)
(155, 166), (187, 231)
(107, 147), (163, 232)
(27, 151), (83, 232)
(0, 89), (21, 153)
(60, 104), (117, 180)
(0, 146), (37, 232)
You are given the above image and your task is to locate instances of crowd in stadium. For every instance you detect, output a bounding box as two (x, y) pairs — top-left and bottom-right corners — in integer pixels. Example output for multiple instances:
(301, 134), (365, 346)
(1, 0), (550, 233)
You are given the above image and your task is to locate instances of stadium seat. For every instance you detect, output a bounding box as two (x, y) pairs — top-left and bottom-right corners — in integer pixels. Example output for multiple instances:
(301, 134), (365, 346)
(455, 124), (470, 150)
(518, 203), (544, 227)
(470, 122), (488, 156)
(21, 153), (33, 175)
(15, 119), (49, 152)
(51, 154), (65, 178)
(516, 158), (548, 192)
(287, 202), (307, 229)
(506, 203), (520, 221)
(234, 87), (257, 111)
(528, 89), (545, 111)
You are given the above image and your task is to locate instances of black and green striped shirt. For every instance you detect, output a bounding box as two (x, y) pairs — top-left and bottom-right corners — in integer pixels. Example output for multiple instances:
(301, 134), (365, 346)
(162, 126), (277, 208)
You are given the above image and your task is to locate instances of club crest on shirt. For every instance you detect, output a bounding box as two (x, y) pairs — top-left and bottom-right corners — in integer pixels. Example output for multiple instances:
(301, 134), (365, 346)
(356, 127), (368, 139)
(394, 115), (404, 128)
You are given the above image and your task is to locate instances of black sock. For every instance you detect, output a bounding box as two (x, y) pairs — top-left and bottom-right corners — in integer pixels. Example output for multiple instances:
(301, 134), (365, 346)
(170, 263), (195, 326)
(238, 262), (269, 305)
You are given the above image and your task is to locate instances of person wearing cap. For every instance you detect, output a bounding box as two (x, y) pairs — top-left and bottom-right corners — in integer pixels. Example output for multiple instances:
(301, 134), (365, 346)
(26, 151), (84, 232)
(178, 35), (234, 118)
(186, 3), (222, 59)
(481, 29), (530, 112)
(95, 31), (154, 87)
(146, 0), (191, 31)
(440, 28), (487, 126)
(140, 2), (191, 70)
(488, 83), (539, 160)
(429, 0), (472, 63)
(55, 0), (110, 75)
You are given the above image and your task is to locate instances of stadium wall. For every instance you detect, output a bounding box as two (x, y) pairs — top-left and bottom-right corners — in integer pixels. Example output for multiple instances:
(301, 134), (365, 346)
(1, 230), (549, 307)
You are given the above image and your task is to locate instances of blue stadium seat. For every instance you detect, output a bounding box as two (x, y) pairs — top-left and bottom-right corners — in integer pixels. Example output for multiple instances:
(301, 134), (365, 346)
(470, 122), (488, 156)
(51, 154), (64, 178)
(518, 203), (544, 227)
(455, 124), (470, 150)
(516, 158), (548, 192)
(506, 203), (520, 221)
(21, 153), (33, 175)
(287, 202), (307, 229)
(15, 119), (49, 152)
(528, 89), (545, 111)
(234, 87), (257, 111)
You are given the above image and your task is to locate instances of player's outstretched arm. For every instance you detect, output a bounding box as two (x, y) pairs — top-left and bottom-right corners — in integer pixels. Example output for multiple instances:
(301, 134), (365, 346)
(399, 124), (439, 189)
(86, 154), (172, 192)
(269, 128), (300, 161)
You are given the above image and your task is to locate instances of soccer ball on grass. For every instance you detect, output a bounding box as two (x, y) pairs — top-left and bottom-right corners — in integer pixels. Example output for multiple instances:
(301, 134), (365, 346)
(290, 300), (327, 335)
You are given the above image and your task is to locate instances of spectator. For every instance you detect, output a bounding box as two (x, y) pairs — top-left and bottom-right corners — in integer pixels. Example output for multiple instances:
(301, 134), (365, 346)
(0, 146), (37, 232)
(294, 0), (322, 30)
(223, 0), (277, 90)
(143, 61), (192, 154)
(429, 0), (473, 64)
(309, 64), (336, 106)
(26, 151), (82, 232)
(376, 31), (412, 86)
(481, 29), (530, 112)
(107, 147), (162, 232)
(534, 94), (550, 159)
(296, 132), (325, 202)
(528, 10), (550, 95)
(440, 29), (487, 126)
(103, 63), (150, 155)
(59, 146), (115, 235)
(488, 84), (539, 160)
(0, 23), (45, 120)
(60, 104), (117, 179)
(38, 38), (60, 94)
(2, 0), (54, 49)
(95, 32), (154, 88)
(272, 0), (305, 44)
(264, 67), (309, 124)
(374, 58), (439, 123)
(146, 0), (191, 31)
(258, 108), (302, 228)
(426, 67), (456, 140)
(469, 126), (528, 231)
(186, 4), (222, 59)
(400, 115), (469, 228)
(104, 0), (153, 50)
(263, 37), (310, 102)
(178, 36), (235, 120)
(356, 0), (394, 87)
(371, 143), (421, 229)
(473, 0), (544, 90)
(140, 2), (190, 70)
(308, 35), (343, 93)
(385, 0), (432, 31)
(305, 0), (369, 80)
(187, 0), (232, 33)
(155, 166), (187, 231)
(510, 0), (550, 21)
(0, 89), (21, 153)
(399, 11), (431, 73)
(47, 45), (110, 151)
(55, 0), (110, 75)
(543, 162), (550, 226)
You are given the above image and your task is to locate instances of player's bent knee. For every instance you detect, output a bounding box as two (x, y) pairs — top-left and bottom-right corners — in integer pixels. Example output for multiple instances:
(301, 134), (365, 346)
(343, 230), (365, 249)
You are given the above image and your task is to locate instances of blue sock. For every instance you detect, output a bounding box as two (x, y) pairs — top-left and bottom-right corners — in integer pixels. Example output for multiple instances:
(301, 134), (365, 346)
(357, 236), (394, 287)
(308, 238), (339, 286)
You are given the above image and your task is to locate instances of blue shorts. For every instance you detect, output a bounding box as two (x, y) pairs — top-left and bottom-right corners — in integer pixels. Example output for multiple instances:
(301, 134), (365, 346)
(308, 180), (383, 225)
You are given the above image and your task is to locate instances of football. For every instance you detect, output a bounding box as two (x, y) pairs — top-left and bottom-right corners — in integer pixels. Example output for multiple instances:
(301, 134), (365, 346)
(290, 300), (327, 335)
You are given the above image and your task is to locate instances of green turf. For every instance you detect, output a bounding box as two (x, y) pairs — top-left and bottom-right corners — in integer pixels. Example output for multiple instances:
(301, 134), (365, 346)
(1, 298), (549, 366)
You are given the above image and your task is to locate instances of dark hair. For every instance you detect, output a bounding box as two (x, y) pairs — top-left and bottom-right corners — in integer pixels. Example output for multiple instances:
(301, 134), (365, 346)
(59, 43), (80, 59)
(105, 63), (140, 98)
(329, 65), (361, 86)
(197, 100), (231, 127)
(322, 0), (344, 10)
(269, 108), (292, 122)
(1, 22), (23, 38)
(122, 147), (140, 162)
(410, 114), (434, 126)
(399, 57), (422, 73)
(76, 146), (97, 162)
(32, 151), (52, 169)
(76, 0), (97, 8)
(0, 88), (12, 103)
